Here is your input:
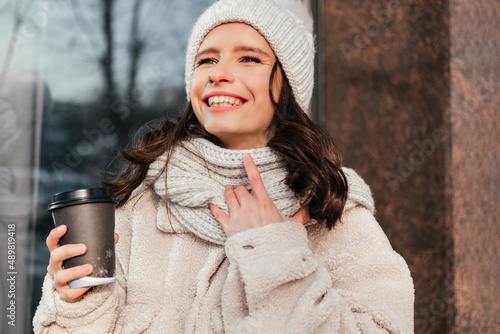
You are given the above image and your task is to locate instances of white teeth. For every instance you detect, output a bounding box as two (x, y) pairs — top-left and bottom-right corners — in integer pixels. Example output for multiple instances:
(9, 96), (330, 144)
(207, 95), (243, 107)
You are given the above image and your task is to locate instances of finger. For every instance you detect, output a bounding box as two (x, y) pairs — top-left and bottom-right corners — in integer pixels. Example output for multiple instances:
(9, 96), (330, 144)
(54, 265), (93, 302)
(48, 244), (87, 275)
(46, 225), (67, 252)
(59, 285), (92, 303)
(233, 185), (253, 204)
(53, 264), (93, 289)
(209, 203), (229, 226)
(224, 185), (240, 211)
(115, 233), (119, 245)
(243, 154), (268, 199)
(290, 207), (310, 225)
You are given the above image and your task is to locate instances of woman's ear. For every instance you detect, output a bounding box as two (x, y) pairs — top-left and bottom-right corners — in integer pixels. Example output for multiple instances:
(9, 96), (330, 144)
(270, 61), (283, 106)
(272, 69), (283, 105)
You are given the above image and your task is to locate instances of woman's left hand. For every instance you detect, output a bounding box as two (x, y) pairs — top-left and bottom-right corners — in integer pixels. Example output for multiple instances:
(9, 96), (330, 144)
(209, 154), (309, 238)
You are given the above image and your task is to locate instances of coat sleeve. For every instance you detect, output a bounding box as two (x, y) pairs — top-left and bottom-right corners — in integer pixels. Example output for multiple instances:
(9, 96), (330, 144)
(221, 206), (414, 334)
(32, 198), (134, 334)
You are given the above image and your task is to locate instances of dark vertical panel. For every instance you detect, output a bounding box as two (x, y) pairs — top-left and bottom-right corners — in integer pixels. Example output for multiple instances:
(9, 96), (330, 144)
(449, 0), (500, 332)
(320, 0), (451, 332)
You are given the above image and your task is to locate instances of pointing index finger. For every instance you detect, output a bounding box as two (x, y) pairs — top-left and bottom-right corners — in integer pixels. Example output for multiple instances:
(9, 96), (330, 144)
(243, 154), (268, 199)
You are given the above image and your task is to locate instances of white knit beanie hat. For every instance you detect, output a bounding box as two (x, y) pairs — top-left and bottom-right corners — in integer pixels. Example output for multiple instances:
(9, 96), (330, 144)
(185, 0), (315, 114)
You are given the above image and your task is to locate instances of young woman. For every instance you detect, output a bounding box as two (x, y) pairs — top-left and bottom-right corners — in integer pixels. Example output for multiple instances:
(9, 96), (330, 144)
(34, 0), (414, 332)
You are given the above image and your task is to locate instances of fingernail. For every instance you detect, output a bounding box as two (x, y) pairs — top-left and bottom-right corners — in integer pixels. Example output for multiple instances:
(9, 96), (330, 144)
(56, 225), (64, 232)
(80, 244), (86, 252)
(86, 264), (93, 273)
(243, 153), (250, 160)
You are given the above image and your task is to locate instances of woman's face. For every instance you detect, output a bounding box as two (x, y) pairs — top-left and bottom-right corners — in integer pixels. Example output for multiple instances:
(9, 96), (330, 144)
(191, 23), (281, 150)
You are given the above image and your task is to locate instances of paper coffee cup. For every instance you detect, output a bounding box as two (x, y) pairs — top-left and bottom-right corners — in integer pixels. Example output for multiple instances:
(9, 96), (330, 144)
(48, 187), (117, 289)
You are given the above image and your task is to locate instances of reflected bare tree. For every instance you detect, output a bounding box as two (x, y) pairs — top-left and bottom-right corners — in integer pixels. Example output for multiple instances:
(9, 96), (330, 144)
(127, 0), (145, 105)
(100, 0), (118, 106)
(70, 0), (118, 108)
(0, 0), (34, 81)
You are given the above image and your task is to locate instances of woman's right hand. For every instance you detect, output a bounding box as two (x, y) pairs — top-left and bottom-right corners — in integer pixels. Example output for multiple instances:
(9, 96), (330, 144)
(46, 225), (119, 303)
(46, 225), (92, 303)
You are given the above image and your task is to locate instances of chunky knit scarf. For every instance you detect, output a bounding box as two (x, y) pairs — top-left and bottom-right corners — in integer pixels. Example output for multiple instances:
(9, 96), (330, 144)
(141, 138), (374, 245)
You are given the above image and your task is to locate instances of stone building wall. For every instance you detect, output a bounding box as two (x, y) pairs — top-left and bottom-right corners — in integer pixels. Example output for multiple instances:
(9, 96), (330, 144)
(316, 0), (499, 332)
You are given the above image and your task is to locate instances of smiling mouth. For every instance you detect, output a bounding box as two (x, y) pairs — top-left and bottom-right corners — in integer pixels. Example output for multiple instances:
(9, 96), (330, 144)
(207, 95), (244, 107)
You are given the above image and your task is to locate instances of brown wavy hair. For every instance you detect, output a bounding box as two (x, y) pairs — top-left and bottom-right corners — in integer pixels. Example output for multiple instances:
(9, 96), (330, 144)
(104, 62), (348, 229)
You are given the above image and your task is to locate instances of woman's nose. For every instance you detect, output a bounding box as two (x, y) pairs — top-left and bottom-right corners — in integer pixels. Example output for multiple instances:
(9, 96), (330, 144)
(208, 61), (233, 84)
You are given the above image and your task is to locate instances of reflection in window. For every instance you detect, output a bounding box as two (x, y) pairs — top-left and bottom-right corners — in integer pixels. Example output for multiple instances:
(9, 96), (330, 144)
(0, 1), (215, 332)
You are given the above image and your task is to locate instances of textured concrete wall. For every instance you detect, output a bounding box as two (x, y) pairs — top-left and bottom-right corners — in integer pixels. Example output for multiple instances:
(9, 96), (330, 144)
(317, 0), (499, 332)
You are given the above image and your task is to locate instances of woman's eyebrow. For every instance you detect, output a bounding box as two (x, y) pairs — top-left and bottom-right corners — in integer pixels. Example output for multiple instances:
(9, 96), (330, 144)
(233, 45), (272, 58)
(196, 47), (218, 59)
(196, 45), (273, 59)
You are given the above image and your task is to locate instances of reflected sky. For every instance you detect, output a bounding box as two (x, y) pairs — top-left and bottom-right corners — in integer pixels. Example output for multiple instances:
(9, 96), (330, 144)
(0, 0), (215, 104)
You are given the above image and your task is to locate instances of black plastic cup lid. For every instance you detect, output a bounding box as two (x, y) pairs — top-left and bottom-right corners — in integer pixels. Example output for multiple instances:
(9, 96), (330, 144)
(48, 187), (116, 211)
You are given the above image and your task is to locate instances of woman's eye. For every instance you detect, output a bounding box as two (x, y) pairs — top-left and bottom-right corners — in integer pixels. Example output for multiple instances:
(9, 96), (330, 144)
(197, 58), (216, 66)
(242, 57), (261, 63)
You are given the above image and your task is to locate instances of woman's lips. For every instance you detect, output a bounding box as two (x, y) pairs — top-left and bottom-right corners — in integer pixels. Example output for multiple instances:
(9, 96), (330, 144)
(203, 101), (245, 112)
(203, 93), (247, 111)
(207, 95), (244, 107)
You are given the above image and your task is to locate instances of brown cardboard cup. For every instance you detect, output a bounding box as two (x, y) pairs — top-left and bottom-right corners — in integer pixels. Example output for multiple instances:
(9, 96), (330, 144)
(48, 187), (116, 289)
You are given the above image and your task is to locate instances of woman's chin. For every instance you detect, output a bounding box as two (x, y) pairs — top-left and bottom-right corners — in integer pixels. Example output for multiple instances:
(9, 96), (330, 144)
(211, 135), (268, 150)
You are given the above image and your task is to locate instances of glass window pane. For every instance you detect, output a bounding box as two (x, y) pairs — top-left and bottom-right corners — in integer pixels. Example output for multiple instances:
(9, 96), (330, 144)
(0, 1), (216, 332)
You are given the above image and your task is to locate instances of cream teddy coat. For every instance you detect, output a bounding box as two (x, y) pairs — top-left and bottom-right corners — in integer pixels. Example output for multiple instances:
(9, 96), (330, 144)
(33, 138), (414, 333)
